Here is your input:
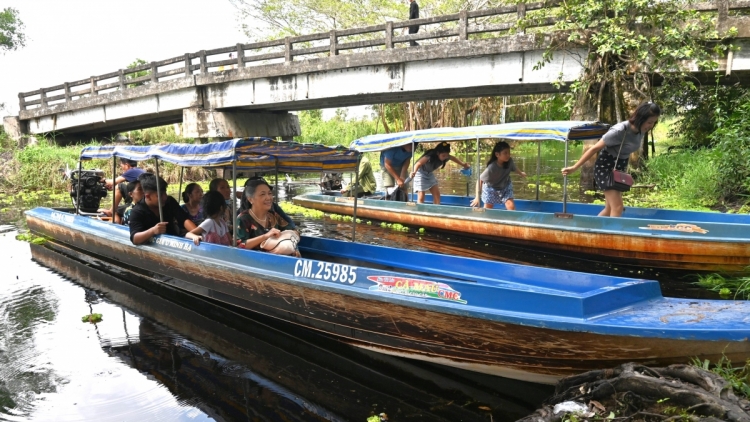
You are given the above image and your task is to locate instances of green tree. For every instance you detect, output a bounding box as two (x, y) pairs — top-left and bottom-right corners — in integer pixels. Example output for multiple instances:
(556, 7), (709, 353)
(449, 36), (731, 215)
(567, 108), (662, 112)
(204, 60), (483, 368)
(0, 7), (25, 53)
(126, 58), (150, 88)
(522, 0), (731, 123)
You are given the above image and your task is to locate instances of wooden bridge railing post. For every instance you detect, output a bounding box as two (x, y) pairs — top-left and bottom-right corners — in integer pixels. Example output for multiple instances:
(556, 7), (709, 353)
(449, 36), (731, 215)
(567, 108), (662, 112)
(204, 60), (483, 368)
(236, 44), (245, 68)
(184, 53), (191, 76)
(385, 21), (393, 48)
(330, 30), (338, 56)
(64, 82), (71, 101)
(285, 37), (293, 62)
(150, 62), (158, 84)
(89, 77), (97, 96)
(39, 89), (47, 108)
(458, 10), (468, 40)
(199, 50), (207, 74)
(18, 93), (25, 111)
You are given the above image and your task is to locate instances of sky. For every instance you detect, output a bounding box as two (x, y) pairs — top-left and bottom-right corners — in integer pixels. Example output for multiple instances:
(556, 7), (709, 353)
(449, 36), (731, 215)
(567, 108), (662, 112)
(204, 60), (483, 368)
(0, 0), (367, 120)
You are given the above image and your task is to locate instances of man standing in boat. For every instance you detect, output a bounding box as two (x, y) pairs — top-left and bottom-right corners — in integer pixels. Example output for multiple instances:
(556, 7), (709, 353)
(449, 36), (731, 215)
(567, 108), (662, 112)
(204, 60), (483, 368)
(380, 144), (413, 198)
(129, 173), (197, 245)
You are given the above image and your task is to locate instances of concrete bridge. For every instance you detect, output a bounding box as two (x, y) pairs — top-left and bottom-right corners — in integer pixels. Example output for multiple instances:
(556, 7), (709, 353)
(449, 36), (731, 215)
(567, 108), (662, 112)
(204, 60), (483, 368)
(4, 0), (750, 142)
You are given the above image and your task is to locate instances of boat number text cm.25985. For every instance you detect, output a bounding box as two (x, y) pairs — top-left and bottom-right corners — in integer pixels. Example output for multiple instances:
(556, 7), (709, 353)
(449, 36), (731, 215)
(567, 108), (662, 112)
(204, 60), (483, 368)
(294, 260), (358, 284)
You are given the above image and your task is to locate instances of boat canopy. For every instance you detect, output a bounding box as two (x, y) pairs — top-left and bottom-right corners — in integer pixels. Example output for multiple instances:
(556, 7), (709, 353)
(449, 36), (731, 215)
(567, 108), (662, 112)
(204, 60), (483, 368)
(79, 138), (360, 173)
(349, 121), (610, 152)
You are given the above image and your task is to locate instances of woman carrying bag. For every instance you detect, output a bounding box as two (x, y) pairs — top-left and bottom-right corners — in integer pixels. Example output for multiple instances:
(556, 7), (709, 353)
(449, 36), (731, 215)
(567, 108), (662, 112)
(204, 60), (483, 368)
(561, 102), (660, 217)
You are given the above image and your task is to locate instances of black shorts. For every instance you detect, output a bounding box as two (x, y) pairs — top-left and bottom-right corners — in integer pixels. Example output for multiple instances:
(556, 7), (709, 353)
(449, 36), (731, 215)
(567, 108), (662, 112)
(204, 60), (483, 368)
(594, 150), (629, 191)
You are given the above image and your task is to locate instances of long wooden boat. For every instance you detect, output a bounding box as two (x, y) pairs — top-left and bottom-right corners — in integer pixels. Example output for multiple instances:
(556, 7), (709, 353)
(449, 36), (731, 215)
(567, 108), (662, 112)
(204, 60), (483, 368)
(294, 122), (750, 273)
(294, 193), (750, 272)
(27, 138), (750, 385)
(26, 206), (750, 384)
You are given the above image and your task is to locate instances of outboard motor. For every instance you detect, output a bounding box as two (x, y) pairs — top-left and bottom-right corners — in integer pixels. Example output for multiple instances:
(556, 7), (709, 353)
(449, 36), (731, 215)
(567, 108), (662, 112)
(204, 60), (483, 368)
(69, 169), (108, 213)
(320, 173), (343, 191)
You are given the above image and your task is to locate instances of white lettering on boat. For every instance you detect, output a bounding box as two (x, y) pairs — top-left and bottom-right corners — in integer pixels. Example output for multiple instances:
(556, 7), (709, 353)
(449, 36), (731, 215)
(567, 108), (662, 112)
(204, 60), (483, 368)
(294, 260), (357, 284)
(639, 223), (709, 234)
(50, 211), (75, 224)
(367, 276), (467, 304)
(154, 237), (193, 252)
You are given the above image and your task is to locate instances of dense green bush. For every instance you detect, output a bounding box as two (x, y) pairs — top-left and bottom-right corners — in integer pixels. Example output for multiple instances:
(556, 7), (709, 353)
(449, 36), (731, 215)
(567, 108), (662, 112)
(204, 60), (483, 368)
(640, 148), (720, 209)
(710, 93), (750, 201)
(295, 110), (382, 147)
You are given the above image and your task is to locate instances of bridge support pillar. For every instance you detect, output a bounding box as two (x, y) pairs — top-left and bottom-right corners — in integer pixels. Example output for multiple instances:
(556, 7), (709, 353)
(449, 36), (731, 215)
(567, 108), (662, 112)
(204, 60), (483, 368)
(2, 116), (29, 143)
(182, 108), (301, 139)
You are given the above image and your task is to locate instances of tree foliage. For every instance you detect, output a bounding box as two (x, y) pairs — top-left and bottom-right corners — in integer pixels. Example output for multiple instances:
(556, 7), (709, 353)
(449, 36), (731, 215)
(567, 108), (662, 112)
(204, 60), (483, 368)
(521, 0), (732, 121)
(0, 7), (25, 53)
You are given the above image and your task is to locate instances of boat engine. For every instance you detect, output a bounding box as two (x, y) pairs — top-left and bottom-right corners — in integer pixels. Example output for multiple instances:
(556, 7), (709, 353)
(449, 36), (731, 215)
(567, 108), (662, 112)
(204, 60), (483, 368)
(70, 169), (108, 213)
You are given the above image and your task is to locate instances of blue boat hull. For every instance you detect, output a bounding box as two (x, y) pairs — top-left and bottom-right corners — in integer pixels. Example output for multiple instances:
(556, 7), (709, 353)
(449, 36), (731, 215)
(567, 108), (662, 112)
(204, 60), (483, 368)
(25, 207), (750, 384)
(295, 193), (750, 273)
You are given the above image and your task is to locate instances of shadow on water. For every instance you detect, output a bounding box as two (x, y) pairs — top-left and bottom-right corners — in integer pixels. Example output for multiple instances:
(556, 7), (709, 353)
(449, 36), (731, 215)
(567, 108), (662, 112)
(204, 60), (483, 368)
(1, 230), (552, 422)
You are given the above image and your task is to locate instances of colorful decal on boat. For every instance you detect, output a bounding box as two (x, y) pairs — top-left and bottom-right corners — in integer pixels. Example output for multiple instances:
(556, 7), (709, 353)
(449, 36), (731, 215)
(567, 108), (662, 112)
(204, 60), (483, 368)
(367, 276), (467, 304)
(639, 223), (709, 234)
(154, 236), (193, 252)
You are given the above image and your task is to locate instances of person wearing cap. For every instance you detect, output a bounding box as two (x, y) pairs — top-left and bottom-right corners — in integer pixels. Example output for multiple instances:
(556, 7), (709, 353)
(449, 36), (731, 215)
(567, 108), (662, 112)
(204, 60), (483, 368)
(409, 142), (470, 204)
(104, 158), (145, 211)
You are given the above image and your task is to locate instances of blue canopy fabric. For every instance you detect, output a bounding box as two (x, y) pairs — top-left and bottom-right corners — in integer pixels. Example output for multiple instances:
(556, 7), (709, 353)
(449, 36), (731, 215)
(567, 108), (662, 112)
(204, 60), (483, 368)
(349, 121), (611, 152)
(80, 138), (359, 173)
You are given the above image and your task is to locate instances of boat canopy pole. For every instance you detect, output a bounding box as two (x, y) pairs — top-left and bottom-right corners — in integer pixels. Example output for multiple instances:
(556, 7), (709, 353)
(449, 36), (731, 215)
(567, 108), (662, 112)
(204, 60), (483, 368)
(111, 157), (117, 223)
(274, 158), (279, 204)
(410, 137), (416, 201)
(476, 136), (480, 205)
(351, 154), (362, 242)
(75, 160), (82, 215)
(154, 159), (164, 222)
(562, 139), (569, 214)
(177, 167), (184, 205)
(232, 161), (238, 248)
(536, 141), (541, 201)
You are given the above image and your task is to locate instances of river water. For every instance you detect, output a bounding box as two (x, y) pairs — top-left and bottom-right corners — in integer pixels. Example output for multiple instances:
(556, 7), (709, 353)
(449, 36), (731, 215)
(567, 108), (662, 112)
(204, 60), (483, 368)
(0, 143), (716, 421)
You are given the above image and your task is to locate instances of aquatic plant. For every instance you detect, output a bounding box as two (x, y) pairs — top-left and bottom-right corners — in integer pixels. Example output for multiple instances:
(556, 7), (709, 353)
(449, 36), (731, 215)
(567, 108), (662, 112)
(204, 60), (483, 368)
(692, 355), (750, 398)
(15, 232), (46, 245)
(81, 313), (103, 323)
(696, 272), (750, 300)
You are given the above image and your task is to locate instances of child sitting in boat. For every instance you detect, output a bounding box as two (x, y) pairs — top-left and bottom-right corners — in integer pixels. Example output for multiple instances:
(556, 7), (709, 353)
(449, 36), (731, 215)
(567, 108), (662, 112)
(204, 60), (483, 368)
(185, 191), (232, 246)
(208, 178), (233, 225)
(129, 174), (197, 245)
(181, 183), (205, 225)
(120, 180), (143, 226)
(409, 142), (470, 205)
(470, 141), (526, 210)
(236, 179), (300, 256)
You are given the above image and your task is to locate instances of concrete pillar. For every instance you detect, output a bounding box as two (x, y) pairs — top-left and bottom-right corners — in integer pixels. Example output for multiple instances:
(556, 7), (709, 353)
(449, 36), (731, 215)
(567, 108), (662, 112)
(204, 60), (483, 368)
(2, 116), (28, 141)
(182, 108), (301, 139)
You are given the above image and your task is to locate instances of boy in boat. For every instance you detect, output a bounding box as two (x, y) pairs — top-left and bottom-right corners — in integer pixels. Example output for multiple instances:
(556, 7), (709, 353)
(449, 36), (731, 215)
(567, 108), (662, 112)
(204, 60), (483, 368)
(104, 158), (145, 212)
(129, 173), (197, 245)
(341, 156), (376, 198)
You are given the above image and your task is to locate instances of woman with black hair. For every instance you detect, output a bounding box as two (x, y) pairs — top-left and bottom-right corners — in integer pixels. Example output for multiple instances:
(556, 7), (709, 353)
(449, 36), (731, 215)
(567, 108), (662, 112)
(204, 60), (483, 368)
(562, 102), (660, 217)
(470, 141), (527, 210)
(410, 142), (470, 204)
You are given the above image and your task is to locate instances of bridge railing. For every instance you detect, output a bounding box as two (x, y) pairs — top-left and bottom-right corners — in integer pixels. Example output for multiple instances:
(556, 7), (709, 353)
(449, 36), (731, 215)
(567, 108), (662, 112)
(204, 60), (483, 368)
(18, 0), (747, 111)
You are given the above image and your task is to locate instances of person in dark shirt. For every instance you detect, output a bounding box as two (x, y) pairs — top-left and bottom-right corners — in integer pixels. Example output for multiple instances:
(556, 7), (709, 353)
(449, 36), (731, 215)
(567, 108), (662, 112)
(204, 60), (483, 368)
(104, 158), (145, 211)
(129, 173), (197, 245)
(408, 0), (420, 46)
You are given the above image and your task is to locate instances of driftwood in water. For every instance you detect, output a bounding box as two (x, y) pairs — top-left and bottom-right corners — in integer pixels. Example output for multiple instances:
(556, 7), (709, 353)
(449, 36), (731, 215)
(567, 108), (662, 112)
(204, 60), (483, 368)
(518, 363), (750, 422)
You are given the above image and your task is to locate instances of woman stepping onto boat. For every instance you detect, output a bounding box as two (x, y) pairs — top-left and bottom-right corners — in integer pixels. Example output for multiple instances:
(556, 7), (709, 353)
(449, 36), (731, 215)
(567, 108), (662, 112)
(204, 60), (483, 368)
(470, 141), (526, 210)
(561, 102), (660, 217)
(410, 142), (470, 205)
